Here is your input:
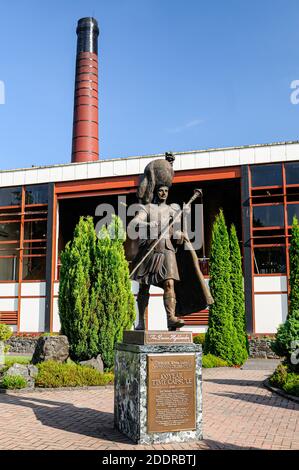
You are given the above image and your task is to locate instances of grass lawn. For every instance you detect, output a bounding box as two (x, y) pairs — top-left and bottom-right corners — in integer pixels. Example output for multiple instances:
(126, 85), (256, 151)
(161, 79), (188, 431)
(4, 356), (32, 367)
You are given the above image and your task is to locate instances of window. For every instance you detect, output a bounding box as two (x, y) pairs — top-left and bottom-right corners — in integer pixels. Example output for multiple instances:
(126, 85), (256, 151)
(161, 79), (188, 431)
(25, 185), (48, 205)
(22, 256), (46, 280)
(253, 205), (284, 228)
(0, 222), (21, 241)
(24, 221), (47, 240)
(0, 187), (21, 207)
(251, 164), (282, 187)
(285, 162), (299, 185)
(287, 204), (299, 226)
(0, 257), (18, 281)
(0, 183), (49, 282)
(254, 247), (286, 274)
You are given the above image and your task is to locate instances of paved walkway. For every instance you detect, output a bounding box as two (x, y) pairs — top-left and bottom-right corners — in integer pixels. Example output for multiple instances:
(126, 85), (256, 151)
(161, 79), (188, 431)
(0, 366), (298, 450)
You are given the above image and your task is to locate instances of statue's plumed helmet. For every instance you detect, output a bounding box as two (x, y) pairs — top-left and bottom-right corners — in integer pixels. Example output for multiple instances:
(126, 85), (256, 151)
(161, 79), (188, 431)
(137, 153), (175, 204)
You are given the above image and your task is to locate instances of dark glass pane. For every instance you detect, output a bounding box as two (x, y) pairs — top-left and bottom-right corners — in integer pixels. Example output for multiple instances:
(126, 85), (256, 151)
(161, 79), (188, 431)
(285, 162), (299, 185)
(0, 257), (19, 280)
(24, 221), (47, 240)
(287, 204), (299, 226)
(0, 187), (21, 206)
(0, 222), (20, 241)
(251, 164), (282, 187)
(253, 205), (284, 227)
(25, 184), (48, 205)
(22, 256), (46, 280)
(0, 244), (18, 256)
(254, 247), (286, 274)
(23, 241), (47, 255)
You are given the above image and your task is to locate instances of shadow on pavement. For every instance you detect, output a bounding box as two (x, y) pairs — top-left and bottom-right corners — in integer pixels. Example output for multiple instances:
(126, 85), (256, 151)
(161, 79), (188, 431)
(0, 393), (131, 444)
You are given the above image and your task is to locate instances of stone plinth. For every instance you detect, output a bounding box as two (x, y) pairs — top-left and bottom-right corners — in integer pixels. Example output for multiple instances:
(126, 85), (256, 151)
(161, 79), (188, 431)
(114, 332), (202, 444)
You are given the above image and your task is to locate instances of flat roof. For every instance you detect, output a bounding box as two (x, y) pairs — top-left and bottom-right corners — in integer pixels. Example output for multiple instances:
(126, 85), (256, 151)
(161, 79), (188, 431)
(0, 140), (299, 188)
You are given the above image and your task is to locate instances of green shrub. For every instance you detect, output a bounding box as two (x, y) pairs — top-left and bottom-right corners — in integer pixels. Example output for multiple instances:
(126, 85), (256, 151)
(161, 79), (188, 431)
(193, 334), (205, 345)
(229, 224), (249, 364)
(283, 374), (299, 397)
(0, 324), (12, 342)
(59, 215), (135, 367)
(202, 354), (229, 368)
(269, 363), (288, 388)
(4, 356), (31, 367)
(270, 364), (299, 397)
(204, 210), (240, 365)
(35, 360), (114, 388)
(272, 217), (299, 371)
(1, 375), (27, 389)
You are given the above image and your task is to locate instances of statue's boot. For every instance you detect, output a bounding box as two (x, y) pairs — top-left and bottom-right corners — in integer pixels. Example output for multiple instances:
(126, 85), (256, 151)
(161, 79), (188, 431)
(164, 295), (185, 331)
(135, 288), (149, 330)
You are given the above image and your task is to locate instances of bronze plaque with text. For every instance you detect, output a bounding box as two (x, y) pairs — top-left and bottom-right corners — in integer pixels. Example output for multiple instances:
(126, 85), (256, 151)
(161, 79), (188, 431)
(147, 354), (196, 433)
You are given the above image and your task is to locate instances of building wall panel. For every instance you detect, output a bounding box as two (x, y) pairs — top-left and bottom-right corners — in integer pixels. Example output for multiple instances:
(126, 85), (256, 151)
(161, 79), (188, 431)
(19, 298), (45, 332)
(0, 298), (18, 311)
(0, 283), (18, 297)
(52, 298), (61, 332)
(21, 282), (46, 297)
(254, 293), (288, 333)
(254, 276), (287, 293)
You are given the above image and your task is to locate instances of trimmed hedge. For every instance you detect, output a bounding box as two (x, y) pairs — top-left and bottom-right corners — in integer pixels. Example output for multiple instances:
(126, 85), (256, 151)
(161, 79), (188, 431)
(35, 360), (114, 388)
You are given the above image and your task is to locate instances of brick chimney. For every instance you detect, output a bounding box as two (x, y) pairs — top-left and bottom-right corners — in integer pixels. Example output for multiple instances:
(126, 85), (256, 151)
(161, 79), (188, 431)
(71, 17), (99, 163)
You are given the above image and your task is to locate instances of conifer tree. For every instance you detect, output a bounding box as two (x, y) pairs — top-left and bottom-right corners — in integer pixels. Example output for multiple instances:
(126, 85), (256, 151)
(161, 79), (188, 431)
(272, 216), (299, 369)
(59, 215), (135, 367)
(59, 216), (99, 361)
(93, 215), (135, 368)
(204, 210), (239, 364)
(229, 224), (249, 364)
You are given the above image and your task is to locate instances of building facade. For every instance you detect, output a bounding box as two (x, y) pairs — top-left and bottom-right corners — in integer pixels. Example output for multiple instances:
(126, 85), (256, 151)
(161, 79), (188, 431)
(0, 140), (298, 335)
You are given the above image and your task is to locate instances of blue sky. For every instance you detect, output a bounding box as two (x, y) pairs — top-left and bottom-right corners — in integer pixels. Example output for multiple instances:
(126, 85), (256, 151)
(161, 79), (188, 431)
(1, 0), (299, 170)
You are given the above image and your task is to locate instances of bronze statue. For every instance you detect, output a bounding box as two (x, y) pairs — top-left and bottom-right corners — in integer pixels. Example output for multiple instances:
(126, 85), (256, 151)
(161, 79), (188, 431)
(128, 153), (213, 331)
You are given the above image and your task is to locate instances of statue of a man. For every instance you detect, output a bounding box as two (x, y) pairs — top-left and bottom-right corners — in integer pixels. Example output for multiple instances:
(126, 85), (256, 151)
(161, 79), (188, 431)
(128, 153), (213, 331)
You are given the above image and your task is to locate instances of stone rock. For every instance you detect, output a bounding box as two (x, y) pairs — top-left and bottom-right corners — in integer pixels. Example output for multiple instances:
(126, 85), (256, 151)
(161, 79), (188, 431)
(6, 336), (39, 354)
(79, 354), (104, 373)
(5, 363), (38, 388)
(31, 335), (69, 364)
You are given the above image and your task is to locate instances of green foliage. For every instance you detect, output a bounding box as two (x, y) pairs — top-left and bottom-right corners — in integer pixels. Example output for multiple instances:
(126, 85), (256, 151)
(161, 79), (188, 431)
(229, 224), (249, 364)
(272, 217), (299, 369)
(4, 356), (31, 367)
(59, 215), (135, 368)
(204, 210), (241, 365)
(269, 363), (288, 388)
(1, 375), (27, 389)
(193, 333), (205, 345)
(0, 324), (12, 342)
(35, 360), (114, 388)
(93, 215), (136, 369)
(270, 363), (299, 397)
(202, 354), (229, 368)
(289, 216), (299, 315)
(59, 216), (99, 361)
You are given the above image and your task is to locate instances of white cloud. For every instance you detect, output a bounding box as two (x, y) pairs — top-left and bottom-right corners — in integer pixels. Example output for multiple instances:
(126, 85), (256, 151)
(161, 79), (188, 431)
(167, 118), (204, 134)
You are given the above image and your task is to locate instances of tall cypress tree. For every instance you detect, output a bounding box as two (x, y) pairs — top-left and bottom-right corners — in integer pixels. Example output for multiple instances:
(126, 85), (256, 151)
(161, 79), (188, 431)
(59, 216), (99, 361)
(204, 210), (239, 364)
(272, 216), (299, 369)
(59, 215), (135, 367)
(93, 215), (136, 369)
(229, 224), (249, 364)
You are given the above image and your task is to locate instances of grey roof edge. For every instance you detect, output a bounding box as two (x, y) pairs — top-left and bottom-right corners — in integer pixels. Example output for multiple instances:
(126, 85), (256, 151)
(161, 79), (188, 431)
(1, 139), (299, 174)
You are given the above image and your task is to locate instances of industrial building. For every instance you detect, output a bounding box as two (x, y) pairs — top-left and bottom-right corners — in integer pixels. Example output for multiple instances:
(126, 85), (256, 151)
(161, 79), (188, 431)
(0, 18), (297, 335)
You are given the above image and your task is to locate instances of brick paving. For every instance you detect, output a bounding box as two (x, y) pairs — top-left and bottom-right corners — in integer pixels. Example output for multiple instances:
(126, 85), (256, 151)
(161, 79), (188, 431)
(0, 367), (298, 450)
